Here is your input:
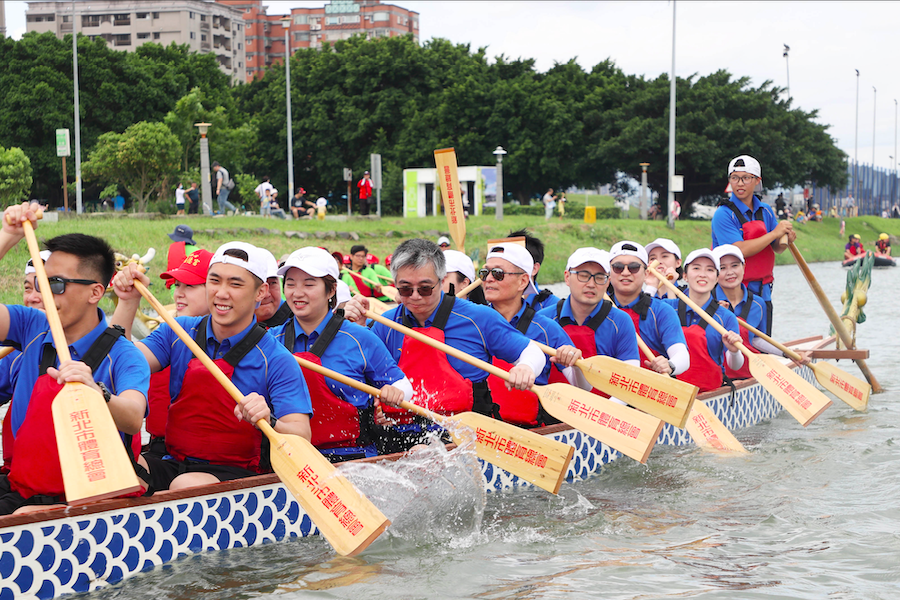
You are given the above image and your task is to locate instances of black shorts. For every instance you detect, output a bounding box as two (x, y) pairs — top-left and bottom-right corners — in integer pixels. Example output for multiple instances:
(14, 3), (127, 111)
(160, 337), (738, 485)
(142, 454), (258, 492)
(0, 475), (63, 515)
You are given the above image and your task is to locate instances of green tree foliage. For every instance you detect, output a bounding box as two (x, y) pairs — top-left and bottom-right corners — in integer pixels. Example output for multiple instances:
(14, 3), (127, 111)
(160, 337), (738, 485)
(0, 146), (33, 206)
(83, 121), (181, 212)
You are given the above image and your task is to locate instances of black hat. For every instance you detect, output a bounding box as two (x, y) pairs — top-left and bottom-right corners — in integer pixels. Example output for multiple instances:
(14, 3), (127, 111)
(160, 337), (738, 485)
(168, 224), (195, 245)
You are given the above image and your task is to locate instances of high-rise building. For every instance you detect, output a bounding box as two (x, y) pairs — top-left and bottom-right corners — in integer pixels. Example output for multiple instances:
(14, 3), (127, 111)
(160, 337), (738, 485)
(218, 0), (419, 81)
(25, 1), (247, 82)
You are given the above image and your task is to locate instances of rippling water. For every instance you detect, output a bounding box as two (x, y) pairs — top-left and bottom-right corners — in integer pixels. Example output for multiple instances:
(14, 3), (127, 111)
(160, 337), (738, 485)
(88, 261), (899, 600)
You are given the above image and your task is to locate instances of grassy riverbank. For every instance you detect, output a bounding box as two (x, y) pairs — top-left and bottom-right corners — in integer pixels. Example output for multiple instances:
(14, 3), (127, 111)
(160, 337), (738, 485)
(2, 212), (897, 306)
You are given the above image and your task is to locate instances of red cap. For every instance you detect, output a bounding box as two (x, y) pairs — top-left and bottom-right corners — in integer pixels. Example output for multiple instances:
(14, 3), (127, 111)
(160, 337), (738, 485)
(342, 254), (351, 265)
(366, 253), (379, 264)
(385, 253), (393, 267)
(160, 249), (213, 286)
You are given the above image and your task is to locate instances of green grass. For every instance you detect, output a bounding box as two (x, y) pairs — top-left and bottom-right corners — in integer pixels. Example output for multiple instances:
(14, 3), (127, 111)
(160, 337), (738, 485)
(3, 212), (897, 307)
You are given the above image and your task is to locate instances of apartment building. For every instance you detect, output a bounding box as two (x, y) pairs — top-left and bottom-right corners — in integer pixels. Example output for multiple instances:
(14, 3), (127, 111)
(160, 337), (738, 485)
(218, 0), (418, 81)
(25, 1), (247, 82)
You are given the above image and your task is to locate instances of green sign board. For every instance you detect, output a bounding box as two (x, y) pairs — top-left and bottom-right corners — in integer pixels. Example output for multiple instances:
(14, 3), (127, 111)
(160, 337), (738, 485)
(56, 129), (71, 157)
(404, 170), (418, 218)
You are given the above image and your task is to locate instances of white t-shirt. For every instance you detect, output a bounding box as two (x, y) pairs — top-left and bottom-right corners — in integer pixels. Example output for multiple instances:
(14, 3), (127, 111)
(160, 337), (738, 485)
(542, 193), (556, 209)
(254, 181), (274, 199)
(175, 186), (185, 204)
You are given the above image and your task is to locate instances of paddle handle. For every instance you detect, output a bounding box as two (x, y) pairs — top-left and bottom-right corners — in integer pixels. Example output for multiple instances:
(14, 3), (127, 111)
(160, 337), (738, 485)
(787, 241), (855, 350)
(736, 317), (799, 361)
(635, 335), (654, 362)
(458, 278), (482, 297)
(533, 340), (596, 375)
(0, 346), (15, 360)
(647, 260), (753, 359)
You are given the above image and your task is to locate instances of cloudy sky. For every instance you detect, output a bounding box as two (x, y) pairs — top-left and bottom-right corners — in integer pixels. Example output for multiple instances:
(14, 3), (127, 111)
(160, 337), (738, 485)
(6, 1), (900, 171)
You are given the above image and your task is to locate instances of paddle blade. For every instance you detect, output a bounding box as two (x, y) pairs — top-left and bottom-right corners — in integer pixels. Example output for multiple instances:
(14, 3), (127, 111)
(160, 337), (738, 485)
(577, 355), (697, 429)
(747, 354), (832, 426)
(434, 148), (465, 252)
(444, 412), (573, 495)
(52, 383), (142, 505)
(684, 400), (748, 454)
(811, 362), (869, 411)
(267, 430), (390, 556)
(368, 297), (392, 316)
(535, 383), (663, 463)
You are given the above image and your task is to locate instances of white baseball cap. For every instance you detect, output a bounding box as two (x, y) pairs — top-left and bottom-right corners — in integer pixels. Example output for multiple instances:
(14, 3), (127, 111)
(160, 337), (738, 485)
(261, 249), (279, 280)
(609, 241), (649, 265)
(443, 249), (477, 284)
(644, 238), (681, 260)
(210, 242), (270, 283)
(25, 250), (52, 275)
(277, 246), (340, 280)
(566, 247), (610, 273)
(437, 236), (451, 247)
(683, 248), (720, 270)
(485, 243), (537, 297)
(714, 244), (745, 264)
(335, 279), (352, 305)
(728, 155), (761, 178)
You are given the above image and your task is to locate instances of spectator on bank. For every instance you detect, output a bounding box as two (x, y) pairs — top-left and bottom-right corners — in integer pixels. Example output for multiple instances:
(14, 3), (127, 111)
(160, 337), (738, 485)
(186, 182), (200, 215)
(542, 188), (557, 220)
(357, 171), (373, 215)
(175, 183), (186, 216)
(212, 161), (237, 215)
(291, 188), (315, 219)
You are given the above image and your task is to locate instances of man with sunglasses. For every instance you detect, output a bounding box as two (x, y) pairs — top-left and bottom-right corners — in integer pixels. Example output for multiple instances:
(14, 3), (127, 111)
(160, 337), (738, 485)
(508, 229), (561, 310)
(712, 155), (795, 335)
(607, 241), (688, 377)
(0, 203), (149, 514)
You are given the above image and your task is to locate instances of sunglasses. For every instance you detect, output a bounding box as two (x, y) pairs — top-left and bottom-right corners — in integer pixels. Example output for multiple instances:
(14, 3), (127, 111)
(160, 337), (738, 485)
(569, 269), (608, 285)
(35, 276), (99, 295)
(396, 283), (438, 297)
(478, 268), (525, 282)
(610, 262), (644, 275)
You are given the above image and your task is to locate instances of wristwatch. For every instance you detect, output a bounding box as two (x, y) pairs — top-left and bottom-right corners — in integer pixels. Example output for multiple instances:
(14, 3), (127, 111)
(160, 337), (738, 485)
(97, 382), (112, 403)
(667, 360), (677, 378)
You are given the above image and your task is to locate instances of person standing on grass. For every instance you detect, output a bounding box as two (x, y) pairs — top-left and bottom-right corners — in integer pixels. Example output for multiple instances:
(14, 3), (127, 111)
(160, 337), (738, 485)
(186, 181), (200, 215)
(212, 161), (236, 215)
(542, 188), (557, 220)
(175, 183), (186, 216)
(357, 171), (373, 216)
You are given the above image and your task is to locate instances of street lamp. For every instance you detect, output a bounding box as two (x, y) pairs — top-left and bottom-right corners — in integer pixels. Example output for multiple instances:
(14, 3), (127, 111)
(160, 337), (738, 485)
(783, 44), (790, 99)
(493, 145), (507, 221)
(667, 0), (677, 230)
(854, 69), (859, 203)
(195, 122), (213, 215)
(73, 1), (83, 213)
(280, 16), (294, 202)
(639, 163), (650, 220)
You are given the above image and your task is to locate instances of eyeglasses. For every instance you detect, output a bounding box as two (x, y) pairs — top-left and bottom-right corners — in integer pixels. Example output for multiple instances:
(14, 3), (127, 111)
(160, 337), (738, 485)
(396, 283), (438, 297)
(610, 262), (644, 275)
(729, 174), (758, 184)
(478, 268), (525, 282)
(569, 269), (608, 284)
(35, 276), (99, 295)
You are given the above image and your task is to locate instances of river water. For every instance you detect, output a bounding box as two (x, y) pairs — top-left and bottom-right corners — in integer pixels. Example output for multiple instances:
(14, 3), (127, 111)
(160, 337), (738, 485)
(88, 261), (898, 600)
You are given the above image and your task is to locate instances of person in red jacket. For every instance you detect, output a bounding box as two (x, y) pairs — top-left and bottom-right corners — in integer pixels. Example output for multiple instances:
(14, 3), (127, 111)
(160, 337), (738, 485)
(357, 171), (373, 216)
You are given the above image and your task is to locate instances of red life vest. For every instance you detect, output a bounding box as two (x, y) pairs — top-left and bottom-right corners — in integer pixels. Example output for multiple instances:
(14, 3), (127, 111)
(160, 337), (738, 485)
(146, 367), (171, 439)
(164, 318), (267, 472)
(553, 299), (612, 396)
(8, 326), (137, 500)
(720, 200), (775, 285)
(723, 289), (759, 380)
(283, 313), (368, 450)
(347, 270), (374, 297)
(675, 300), (725, 392)
(486, 305), (541, 428)
(876, 239), (889, 254)
(385, 295), (476, 422)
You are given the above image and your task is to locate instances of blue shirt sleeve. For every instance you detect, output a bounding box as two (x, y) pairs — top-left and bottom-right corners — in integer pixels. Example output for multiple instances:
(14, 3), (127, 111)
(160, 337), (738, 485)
(139, 318), (188, 370)
(107, 337), (151, 399)
(471, 304), (531, 363)
(529, 315), (574, 384)
(711, 205), (745, 247)
(264, 341), (312, 417)
(648, 301), (687, 353)
(4, 305), (45, 348)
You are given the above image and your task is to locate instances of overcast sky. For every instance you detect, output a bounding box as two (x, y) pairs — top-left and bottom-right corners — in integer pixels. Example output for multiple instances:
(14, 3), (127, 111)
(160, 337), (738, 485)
(6, 1), (900, 172)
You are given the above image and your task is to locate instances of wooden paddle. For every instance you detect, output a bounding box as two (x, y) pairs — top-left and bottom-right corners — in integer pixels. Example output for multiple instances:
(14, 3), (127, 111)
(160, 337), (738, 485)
(19, 218), (142, 505)
(133, 281), (389, 557)
(0, 346), (14, 360)
(293, 355), (573, 494)
(635, 335), (746, 453)
(737, 317), (869, 411)
(532, 341), (697, 429)
(457, 278), (482, 298)
(434, 147), (466, 252)
(787, 241), (882, 393)
(343, 269), (399, 302)
(647, 262), (832, 427)
(364, 310), (662, 464)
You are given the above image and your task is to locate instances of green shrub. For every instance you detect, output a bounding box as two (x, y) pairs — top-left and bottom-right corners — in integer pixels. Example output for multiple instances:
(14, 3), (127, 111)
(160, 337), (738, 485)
(481, 201), (619, 220)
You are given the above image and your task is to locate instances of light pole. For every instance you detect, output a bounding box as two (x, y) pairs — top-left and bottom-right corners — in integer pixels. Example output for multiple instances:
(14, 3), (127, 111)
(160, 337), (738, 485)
(280, 16), (294, 202)
(72, 1), (83, 213)
(783, 44), (790, 99)
(195, 123), (213, 215)
(872, 87), (877, 168)
(493, 146), (507, 221)
(854, 69), (859, 203)
(667, 0), (677, 230)
(894, 99), (897, 207)
(640, 163), (649, 220)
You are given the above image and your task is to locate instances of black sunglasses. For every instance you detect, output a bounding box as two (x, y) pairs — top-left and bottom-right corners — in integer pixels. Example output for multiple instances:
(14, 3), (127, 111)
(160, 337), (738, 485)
(35, 276), (99, 295)
(610, 262), (644, 275)
(478, 268), (525, 282)
(396, 283), (438, 297)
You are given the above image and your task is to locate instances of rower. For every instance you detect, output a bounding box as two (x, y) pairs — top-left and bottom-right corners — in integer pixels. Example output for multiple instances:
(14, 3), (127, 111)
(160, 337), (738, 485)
(0, 203), (149, 514)
(144, 249), (213, 459)
(441, 249), (486, 304)
(256, 250), (292, 329)
(341, 238), (545, 452)
(112, 241), (312, 492)
(643, 238), (685, 299)
(607, 241), (689, 377)
(712, 155), (795, 334)
(508, 228), (561, 310)
(269, 247), (412, 461)
(367, 253), (394, 287)
(165, 225), (199, 300)
(713, 244), (784, 381)
(844, 235), (864, 261)
(660, 249), (743, 392)
(876, 233), (891, 256)
(342, 244), (391, 302)
(481, 242), (583, 428)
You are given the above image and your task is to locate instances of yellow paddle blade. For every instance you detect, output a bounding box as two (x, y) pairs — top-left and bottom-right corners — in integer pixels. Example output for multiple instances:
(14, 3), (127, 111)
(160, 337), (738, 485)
(368, 297), (392, 316)
(267, 428), (390, 557)
(434, 147), (466, 252)
(684, 400), (748, 454)
(52, 383), (142, 505)
(747, 354), (832, 426)
(811, 361), (869, 411)
(576, 355), (697, 429)
(443, 411), (573, 495)
(534, 383), (663, 463)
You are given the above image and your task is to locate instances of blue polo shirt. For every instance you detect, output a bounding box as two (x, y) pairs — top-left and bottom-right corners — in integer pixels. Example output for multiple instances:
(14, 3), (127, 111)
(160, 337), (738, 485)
(524, 285), (561, 311)
(713, 285), (768, 344)
(4, 306), (150, 434)
(371, 293), (533, 382)
(614, 295), (686, 356)
(711, 194), (779, 301)
(270, 316), (406, 409)
(662, 295), (740, 367)
(142, 316), (311, 417)
(505, 303), (573, 385)
(538, 298), (640, 363)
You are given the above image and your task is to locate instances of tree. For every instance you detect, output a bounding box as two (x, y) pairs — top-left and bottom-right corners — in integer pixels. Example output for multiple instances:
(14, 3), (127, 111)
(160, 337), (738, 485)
(83, 121), (181, 212)
(0, 146), (33, 206)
